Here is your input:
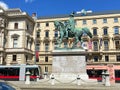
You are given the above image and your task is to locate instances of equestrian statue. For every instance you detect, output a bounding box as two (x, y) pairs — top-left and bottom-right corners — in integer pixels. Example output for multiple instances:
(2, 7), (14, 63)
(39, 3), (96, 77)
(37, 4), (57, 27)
(54, 12), (92, 48)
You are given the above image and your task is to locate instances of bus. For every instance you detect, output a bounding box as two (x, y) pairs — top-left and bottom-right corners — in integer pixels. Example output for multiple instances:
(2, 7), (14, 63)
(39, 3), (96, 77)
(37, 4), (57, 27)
(0, 64), (42, 81)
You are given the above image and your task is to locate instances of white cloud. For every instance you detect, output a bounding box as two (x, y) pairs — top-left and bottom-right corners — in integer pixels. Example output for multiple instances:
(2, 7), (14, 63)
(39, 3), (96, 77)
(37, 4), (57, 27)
(0, 1), (8, 10)
(25, 0), (34, 3)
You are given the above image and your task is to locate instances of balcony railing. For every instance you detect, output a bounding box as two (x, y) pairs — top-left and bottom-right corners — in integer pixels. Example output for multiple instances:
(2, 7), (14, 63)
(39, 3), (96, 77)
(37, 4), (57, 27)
(81, 35), (89, 41)
(92, 35), (99, 41)
(116, 45), (120, 50)
(52, 37), (58, 42)
(10, 61), (18, 65)
(43, 37), (50, 42)
(102, 34), (110, 40)
(113, 34), (120, 40)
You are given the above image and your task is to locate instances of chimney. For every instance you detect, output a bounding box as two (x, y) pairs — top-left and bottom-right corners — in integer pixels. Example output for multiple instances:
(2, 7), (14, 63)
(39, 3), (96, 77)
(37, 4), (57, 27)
(32, 13), (37, 20)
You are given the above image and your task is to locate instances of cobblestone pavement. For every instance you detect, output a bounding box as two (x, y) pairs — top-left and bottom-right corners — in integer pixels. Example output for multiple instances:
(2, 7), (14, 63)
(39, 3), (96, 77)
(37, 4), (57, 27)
(6, 80), (120, 90)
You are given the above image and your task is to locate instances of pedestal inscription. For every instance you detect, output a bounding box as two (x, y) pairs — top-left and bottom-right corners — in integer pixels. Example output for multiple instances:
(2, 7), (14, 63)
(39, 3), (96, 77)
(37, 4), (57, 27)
(52, 56), (86, 74)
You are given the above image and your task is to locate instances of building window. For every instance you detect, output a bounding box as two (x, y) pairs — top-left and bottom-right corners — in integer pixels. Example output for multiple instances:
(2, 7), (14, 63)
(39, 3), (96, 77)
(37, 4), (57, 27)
(105, 56), (109, 62)
(45, 43), (49, 51)
(54, 31), (58, 37)
(114, 18), (118, 23)
(93, 28), (97, 35)
(103, 28), (108, 35)
(27, 24), (29, 30)
(45, 31), (49, 37)
(13, 55), (17, 61)
(94, 56), (98, 62)
(54, 42), (58, 49)
(37, 23), (40, 27)
(45, 56), (48, 62)
(116, 55), (120, 62)
(36, 31), (40, 38)
(93, 41), (98, 51)
(93, 19), (97, 24)
(114, 27), (119, 34)
(104, 40), (109, 51)
(83, 20), (86, 25)
(45, 66), (48, 72)
(26, 55), (28, 62)
(115, 40), (120, 50)
(13, 38), (18, 48)
(46, 22), (49, 27)
(14, 23), (18, 29)
(36, 43), (40, 51)
(103, 18), (107, 23)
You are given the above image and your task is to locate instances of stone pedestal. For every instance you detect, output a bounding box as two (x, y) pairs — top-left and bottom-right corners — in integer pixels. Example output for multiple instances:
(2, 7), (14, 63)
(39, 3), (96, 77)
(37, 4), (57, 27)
(52, 49), (97, 84)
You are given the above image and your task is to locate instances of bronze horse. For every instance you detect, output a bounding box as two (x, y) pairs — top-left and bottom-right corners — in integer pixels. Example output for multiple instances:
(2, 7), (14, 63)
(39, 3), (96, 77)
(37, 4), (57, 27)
(54, 20), (92, 48)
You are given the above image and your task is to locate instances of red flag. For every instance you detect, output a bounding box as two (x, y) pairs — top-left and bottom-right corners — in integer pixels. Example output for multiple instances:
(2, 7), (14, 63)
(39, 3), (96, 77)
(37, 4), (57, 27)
(35, 51), (39, 62)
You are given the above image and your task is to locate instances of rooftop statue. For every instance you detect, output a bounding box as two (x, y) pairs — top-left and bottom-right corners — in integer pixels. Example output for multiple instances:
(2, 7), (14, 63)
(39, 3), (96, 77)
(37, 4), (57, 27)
(54, 12), (92, 48)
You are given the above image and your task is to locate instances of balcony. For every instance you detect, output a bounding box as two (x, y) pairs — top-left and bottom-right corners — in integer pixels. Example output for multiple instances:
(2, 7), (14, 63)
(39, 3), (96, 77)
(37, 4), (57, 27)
(116, 45), (120, 50)
(113, 34), (120, 40)
(102, 34), (110, 40)
(92, 35), (99, 41)
(43, 37), (50, 43)
(87, 50), (103, 56)
(81, 35), (89, 41)
(5, 48), (33, 54)
(10, 61), (18, 65)
(36, 37), (42, 43)
(52, 37), (58, 42)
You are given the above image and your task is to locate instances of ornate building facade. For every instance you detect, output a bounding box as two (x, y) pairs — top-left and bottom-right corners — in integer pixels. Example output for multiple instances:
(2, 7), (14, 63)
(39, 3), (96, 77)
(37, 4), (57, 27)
(35, 11), (120, 83)
(0, 6), (120, 82)
(0, 7), (35, 65)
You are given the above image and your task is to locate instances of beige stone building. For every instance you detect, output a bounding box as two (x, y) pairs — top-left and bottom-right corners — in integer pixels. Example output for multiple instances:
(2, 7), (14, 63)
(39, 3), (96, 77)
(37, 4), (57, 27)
(0, 7), (35, 65)
(0, 6), (120, 81)
(35, 10), (120, 75)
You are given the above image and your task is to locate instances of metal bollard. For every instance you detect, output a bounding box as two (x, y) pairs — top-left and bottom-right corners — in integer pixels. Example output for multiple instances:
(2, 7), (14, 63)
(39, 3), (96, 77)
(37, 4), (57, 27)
(77, 75), (81, 85)
(51, 74), (55, 85)
(36, 75), (40, 82)
(25, 70), (31, 84)
(44, 72), (47, 79)
(102, 71), (105, 84)
(105, 71), (110, 86)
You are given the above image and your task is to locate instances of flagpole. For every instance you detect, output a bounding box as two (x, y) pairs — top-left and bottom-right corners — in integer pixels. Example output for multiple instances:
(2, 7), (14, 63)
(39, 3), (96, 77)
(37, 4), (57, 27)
(34, 28), (37, 65)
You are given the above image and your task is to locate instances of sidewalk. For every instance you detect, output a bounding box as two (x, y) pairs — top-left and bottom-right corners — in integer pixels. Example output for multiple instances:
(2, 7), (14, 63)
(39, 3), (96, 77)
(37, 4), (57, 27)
(6, 81), (120, 90)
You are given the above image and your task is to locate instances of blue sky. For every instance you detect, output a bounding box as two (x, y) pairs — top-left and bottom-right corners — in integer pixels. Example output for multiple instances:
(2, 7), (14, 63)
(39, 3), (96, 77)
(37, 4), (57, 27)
(1, 0), (120, 17)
